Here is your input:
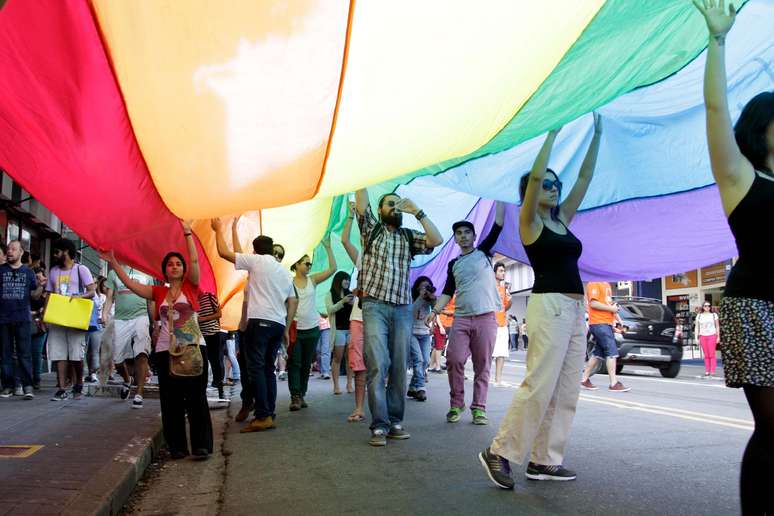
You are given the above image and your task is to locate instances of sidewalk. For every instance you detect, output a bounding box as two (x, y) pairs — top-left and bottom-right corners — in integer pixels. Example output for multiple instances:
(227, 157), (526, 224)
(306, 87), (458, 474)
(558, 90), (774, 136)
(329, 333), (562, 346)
(0, 374), (163, 515)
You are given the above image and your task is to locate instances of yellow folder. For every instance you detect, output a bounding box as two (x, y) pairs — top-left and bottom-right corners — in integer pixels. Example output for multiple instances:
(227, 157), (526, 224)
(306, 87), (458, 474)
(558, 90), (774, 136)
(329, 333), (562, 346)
(43, 294), (94, 331)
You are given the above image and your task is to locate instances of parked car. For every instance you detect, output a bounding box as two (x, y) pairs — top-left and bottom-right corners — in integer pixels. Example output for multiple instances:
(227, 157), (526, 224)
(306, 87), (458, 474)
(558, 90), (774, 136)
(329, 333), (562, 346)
(587, 296), (682, 378)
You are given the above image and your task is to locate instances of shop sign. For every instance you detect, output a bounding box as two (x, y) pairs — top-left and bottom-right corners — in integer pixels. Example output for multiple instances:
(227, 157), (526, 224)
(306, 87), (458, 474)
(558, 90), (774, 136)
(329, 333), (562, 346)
(701, 260), (732, 286)
(665, 270), (698, 290)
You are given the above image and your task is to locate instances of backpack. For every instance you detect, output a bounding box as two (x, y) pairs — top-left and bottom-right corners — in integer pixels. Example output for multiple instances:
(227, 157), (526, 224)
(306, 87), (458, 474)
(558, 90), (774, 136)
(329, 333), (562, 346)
(364, 223), (416, 257)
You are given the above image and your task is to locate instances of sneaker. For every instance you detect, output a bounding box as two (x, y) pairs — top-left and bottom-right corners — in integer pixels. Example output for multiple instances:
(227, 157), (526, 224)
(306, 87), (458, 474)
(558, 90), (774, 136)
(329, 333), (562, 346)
(471, 408), (489, 425)
(14, 386), (23, 397)
(526, 462), (577, 481)
(446, 406), (464, 423)
(406, 388), (417, 399)
(321, 374), (331, 380)
(33, 383), (41, 391)
(609, 382), (631, 393)
(239, 416), (275, 433)
(0, 388), (13, 398)
(278, 371), (288, 381)
(369, 429), (387, 447)
(71, 385), (83, 400)
(132, 394), (144, 409)
(51, 389), (69, 401)
(387, 425), (410, 440)
(414, 390), (427, 402)
(580, 379), (598, 390)
(23, 386), (34, 400)
(235, 403), (253, 423)
(120, 383), (131, 400)
(85, 374), (98, 383)
(289, 395), (302, 411)
(478, 447), (514, 490)
(192, 448), (210, 460)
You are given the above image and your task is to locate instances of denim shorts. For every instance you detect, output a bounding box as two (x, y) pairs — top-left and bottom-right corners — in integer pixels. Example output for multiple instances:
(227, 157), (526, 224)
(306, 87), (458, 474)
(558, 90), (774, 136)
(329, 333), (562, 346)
(589, 324), (619, 359)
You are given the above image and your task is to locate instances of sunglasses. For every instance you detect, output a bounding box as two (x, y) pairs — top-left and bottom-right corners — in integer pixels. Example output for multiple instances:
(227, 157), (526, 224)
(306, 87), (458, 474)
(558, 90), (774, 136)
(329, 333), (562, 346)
(542, 178), (562, 192)
(273, 252), (284, 259)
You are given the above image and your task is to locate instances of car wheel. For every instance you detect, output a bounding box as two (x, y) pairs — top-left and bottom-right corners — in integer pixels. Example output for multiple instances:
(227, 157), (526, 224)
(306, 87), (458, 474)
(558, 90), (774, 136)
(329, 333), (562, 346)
(659, 361), (680, 378)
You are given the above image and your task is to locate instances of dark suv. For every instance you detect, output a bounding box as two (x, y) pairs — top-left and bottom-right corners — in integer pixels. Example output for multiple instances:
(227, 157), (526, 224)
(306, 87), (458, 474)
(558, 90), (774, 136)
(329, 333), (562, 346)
(587, 296), (682, 378)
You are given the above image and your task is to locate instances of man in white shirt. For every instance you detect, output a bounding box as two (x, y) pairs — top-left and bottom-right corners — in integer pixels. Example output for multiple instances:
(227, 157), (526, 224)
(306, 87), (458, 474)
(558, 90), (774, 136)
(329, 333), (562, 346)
(212, 218), (298, 432)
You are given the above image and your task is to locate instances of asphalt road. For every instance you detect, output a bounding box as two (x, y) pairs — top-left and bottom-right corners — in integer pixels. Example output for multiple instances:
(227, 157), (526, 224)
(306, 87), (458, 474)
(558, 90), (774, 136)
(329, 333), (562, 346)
(220, 352), (749, 516)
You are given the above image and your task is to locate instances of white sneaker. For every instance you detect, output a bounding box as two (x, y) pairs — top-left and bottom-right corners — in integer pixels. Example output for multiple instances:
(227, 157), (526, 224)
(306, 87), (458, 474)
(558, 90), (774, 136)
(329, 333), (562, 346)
(14, 386), (23, 397)
(132, 394), (143, 409)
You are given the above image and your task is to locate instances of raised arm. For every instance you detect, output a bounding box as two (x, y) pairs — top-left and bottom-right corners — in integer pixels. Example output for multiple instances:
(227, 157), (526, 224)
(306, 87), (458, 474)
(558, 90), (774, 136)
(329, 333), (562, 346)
(520, 129), (561, 236)
(395, 198), (443, 248)
(478, 201), (505, 255)
(692, 1), (753, 210)
(560, 114), (602, 224)
(341, 202), (360, 264)
(355, 188), (369, 217)
(310, 236), (337, 285)
(211, 218), (236, 264)
(232, 215), (243, 254)
(99, 252), (154, 300)
(181, 220), (200, 286)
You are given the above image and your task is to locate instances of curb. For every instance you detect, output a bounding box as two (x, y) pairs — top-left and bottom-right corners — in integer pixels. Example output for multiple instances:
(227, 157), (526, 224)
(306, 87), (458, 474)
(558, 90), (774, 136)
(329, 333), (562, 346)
(62, 424), (165, 516)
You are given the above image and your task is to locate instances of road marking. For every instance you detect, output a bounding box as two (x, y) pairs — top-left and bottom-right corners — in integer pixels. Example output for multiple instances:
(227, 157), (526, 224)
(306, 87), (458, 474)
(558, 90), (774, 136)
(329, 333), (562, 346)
(0, 445), (44, 458)
(502, 360), (728, 389)
(578, 395), (753, 431)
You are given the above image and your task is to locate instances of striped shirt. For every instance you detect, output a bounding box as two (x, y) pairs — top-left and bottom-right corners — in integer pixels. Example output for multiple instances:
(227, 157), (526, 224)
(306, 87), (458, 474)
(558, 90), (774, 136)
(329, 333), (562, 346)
(197, 292), (221, 336)
(358, 207), (432, 305)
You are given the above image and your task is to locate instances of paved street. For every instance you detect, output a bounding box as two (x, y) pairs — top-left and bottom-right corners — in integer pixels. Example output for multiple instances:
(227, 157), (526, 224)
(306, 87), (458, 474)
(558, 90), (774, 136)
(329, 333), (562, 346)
(219, 353), (749, 516)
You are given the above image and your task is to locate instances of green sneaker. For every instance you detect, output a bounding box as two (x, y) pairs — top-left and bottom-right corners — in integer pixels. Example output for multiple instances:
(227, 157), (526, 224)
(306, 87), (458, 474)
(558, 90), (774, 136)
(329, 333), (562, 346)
(446, 406), (464, 423)
(471, 408), (488, 425)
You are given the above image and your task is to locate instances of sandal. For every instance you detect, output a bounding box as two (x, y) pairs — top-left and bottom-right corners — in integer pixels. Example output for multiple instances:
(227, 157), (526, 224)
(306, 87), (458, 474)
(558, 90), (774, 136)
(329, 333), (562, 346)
(347, 413), (365, 422)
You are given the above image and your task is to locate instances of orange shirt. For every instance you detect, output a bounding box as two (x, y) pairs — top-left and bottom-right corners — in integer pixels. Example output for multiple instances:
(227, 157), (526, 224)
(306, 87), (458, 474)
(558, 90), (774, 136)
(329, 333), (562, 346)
(586, 282), (614, 326)
(439, 296), (455, 328)
(495, 284), (509, 327)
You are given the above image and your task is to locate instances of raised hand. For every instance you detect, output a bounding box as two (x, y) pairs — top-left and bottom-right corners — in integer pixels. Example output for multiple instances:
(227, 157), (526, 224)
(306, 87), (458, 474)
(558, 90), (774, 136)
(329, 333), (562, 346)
(395, 198), (419, 215)
(593, 112), (603, 135)
(98, 249), (116, 264)
(548, 125), (563, 137)
(181, 219), (193, 234)
(322, 234), (333, 249)
(692, 0), (736, 36)
(210, 218), (223, 232)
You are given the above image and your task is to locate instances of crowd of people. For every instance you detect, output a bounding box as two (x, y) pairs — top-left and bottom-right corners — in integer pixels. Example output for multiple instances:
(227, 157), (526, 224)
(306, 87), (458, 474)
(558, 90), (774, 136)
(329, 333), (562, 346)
(0, 3), (770, 512)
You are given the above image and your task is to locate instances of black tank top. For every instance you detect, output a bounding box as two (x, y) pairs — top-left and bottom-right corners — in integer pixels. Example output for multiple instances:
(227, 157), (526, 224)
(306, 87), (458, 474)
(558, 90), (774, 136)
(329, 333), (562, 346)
(524, 219), (584, 295)
(332, 291), (353, 330)
(724, 171), (774, 302)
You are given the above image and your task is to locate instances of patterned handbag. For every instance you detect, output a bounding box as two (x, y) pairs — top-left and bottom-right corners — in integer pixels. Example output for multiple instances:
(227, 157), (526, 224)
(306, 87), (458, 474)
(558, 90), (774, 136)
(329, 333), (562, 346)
(165, 290), (204, 378)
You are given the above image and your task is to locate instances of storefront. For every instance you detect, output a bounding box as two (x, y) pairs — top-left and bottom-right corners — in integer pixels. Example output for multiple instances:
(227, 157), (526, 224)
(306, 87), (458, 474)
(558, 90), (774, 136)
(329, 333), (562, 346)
(662, 260), (733, 344)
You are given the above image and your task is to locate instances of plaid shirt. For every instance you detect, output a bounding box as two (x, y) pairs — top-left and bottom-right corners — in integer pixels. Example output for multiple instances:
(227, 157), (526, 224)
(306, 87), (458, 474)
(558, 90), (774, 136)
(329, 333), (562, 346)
(359, 208), (432, 305)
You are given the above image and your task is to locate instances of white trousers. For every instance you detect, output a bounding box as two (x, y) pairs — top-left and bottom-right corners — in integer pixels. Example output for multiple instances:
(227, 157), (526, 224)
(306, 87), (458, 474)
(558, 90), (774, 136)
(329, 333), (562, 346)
(491, 293), (586, 466)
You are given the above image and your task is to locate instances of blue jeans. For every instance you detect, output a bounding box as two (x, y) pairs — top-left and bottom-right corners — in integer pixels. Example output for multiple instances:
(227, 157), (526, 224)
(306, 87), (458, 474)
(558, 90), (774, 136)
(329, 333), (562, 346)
(316, 328), (331, 376)
(31, 331), (47, 384)
(409, 334), (431, 390)
(1, 322), (33, 389)
(243, 319), (284, 419)
(589, 324), (619, 359)
(362, 299), (412, 432)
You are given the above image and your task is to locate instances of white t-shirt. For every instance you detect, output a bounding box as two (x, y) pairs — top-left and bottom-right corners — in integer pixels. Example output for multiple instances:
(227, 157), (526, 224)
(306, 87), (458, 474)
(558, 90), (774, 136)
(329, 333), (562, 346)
(293, 277), (319, 330)
(696, 312), (718, 336)
(349, 257), (363, 322)
(235, 253), (295, 326)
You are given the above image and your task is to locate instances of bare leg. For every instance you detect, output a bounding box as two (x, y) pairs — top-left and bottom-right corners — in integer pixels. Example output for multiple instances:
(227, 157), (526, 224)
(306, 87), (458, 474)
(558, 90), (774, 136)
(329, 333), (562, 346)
(581, 357), (599, 382)
(494, 357), (505, 384)
(346, 358), (354, 393)
(331, 346), (344, 394)
(135, 355), (148, 396)
(56, 361), (68, 389)
(606, 357), (618, 386)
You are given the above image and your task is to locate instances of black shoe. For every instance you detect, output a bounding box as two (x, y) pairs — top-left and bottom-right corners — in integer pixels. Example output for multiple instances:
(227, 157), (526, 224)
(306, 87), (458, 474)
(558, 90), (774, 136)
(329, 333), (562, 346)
(51, 389), (69, 401)
(387, 425), (410, 440)
(478, 447), (514, 490)
(414, 390), (427, 402)
(525, 462), (577, 481)
(406, 389), (417, 399)
(120, 383), (131, 400)
(192, 448), (210, 460)
(300, 397), (308, 408)
(170, 450), (188, 460)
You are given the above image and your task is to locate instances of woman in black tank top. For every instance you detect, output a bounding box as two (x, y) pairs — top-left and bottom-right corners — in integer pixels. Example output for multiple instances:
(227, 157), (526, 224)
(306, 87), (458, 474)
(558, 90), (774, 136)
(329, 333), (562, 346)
(480, 114), (603, 488)
(694, 3), (774, 514)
